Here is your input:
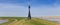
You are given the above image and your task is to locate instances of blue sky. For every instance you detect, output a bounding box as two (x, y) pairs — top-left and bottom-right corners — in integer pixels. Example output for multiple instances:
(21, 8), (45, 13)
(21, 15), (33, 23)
(0, 0), (60, 17)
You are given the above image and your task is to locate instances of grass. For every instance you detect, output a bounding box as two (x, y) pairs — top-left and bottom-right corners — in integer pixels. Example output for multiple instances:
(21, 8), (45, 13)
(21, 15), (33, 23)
(0, 17), (60, 25)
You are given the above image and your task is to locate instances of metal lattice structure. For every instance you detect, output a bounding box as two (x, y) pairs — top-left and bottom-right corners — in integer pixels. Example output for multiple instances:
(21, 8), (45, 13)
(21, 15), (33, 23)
(27, 0), (31, 19)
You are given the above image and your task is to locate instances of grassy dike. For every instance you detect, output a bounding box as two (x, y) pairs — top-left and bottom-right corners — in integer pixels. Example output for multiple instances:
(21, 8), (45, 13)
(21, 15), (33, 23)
(0, 17), (60, 25)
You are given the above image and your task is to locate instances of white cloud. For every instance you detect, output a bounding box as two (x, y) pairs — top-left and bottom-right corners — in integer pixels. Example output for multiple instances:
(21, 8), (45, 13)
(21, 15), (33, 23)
(0, 0), (60, 17)
(0, 3), (28, 17)
(30, 4), (60, 17)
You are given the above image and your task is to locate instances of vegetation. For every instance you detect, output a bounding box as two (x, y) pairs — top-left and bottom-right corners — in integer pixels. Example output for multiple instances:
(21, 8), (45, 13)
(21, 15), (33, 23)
(0, 17), (60, 25)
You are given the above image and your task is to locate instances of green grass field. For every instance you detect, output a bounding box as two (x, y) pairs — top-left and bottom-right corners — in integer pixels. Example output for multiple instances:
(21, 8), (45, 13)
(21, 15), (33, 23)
(0, 17), (60, 25)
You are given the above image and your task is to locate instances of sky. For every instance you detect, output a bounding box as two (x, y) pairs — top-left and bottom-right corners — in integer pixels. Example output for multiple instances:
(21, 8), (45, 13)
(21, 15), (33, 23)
(0, 0), (60, 17)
